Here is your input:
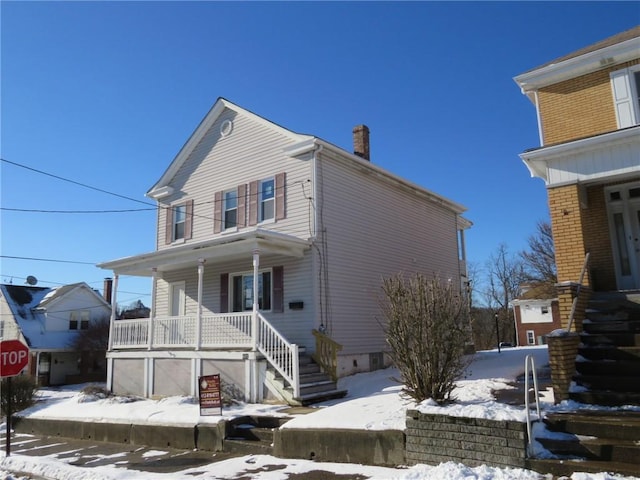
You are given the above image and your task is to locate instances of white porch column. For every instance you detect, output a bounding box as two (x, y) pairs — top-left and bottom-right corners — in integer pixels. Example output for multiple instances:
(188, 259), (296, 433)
(107, 274), (119, 351)
(196, 258), (205, 350)
(251, 249), (260, 352)
(148, 268), (157, 350)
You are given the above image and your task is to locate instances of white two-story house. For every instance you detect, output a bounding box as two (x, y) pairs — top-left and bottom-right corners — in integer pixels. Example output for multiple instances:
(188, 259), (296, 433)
(98, 98), (471, 405)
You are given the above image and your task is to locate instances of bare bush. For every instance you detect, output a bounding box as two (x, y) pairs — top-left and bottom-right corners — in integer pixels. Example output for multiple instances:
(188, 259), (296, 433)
(381, 274), (471, 405)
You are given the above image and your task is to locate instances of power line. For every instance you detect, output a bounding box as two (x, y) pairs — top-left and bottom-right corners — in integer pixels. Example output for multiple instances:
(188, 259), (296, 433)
(1, 157), (153, 206)
(1, 255), (96, 265)
(1, 207), (155, 214)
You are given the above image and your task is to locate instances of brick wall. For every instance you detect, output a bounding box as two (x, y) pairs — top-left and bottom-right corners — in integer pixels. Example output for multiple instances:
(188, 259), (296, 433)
(405, 411), (527, 469)
(584, 184), (615, 291)
(538, 59), (640, 145)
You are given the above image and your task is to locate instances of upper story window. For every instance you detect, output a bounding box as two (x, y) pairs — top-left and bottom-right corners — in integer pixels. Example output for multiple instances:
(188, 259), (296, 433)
(165, 200), (193, 244)
(224, 190), (238, 230)
(173, 204), (186, 240)
(259, 178), (275, 223)
(70, 310), (90, 330)
(611, 65), (640, 129)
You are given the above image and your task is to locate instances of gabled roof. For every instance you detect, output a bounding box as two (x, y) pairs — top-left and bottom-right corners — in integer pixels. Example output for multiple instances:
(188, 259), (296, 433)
(514, 25), (640, 93)
(514, 282), (557, 301)
(0, 282), (110, 350)
(147, 98), (313, 199)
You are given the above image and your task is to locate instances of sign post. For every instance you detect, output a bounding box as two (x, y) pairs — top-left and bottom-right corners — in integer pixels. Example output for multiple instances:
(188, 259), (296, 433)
(198, 374), (222, 416)
(1, 339), (30, 457)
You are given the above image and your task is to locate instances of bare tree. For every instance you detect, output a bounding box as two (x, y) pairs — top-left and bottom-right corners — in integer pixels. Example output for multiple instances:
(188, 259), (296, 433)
(381, 274), (471, 405)
(483, 244), (527, 345)
(520, 220), (557, 286)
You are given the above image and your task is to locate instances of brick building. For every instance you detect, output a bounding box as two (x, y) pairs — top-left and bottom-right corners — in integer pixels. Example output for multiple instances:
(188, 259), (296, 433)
(514, 26), (640, 331)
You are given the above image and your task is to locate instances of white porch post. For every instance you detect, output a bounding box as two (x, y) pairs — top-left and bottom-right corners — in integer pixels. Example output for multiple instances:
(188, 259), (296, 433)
(148, 268), (157, 350)
(251, 249), (260, 404)
(107, 274), (119, 351)
(196, 258), (205, 350)
(251, 249), (260, 351)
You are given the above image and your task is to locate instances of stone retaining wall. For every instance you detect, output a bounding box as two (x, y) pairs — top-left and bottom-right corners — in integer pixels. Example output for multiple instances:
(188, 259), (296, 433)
(405, 410), (528, 469)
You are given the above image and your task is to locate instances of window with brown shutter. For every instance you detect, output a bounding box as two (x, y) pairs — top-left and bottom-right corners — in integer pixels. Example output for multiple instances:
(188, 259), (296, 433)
(272, 266), (284, 313)
(213, 191), (223, 234)
(220, 273), (229, 313)
(275, 172), (286, 221)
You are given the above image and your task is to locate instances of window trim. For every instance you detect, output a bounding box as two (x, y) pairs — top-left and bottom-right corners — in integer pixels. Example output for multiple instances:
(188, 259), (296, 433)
(526, 330), (536, 346)
(611, 65), (640, 129)
(70, 310), (90, 331)
(258, 178), (275, 223)
(223, 189), (238, 231)
(229, 269), (273, 312)
(173, 204), (187, 241)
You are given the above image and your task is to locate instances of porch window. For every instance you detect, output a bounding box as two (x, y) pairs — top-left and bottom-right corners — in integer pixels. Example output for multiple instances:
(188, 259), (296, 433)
(70, 310), (90, 330)
(259, 179), (275, 223)
(526, 330), (536, 345)
(224, 190), (238, 230)
(231, 271), (271, 311)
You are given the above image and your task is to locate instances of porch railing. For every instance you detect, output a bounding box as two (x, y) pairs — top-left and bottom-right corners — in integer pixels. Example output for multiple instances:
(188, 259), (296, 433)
(256, 312), (300, 398)
(311, 329), (342, 381)
(110, 311), (300, 399)
(111, 313), (253, 350)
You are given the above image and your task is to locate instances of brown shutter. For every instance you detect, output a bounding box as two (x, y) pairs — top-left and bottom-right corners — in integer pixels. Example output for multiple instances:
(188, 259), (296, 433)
(272, 266), (284, 313)
(248, 180), (258, 226)
(220, 273), (229, 313)
(165, 205), (174, 245)
(184, 200), (194, 240)
(237, 184), (246, 227)
(213, 191), (222, 234)
(275, 172), (286, 220)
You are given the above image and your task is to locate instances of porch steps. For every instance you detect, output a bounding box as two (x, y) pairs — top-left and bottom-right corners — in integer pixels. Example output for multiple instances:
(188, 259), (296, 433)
(527, 410), (640, 477)
(569, 292), (640, 407)
(223, 416), (289, 455)
(266, 354), (347, 406)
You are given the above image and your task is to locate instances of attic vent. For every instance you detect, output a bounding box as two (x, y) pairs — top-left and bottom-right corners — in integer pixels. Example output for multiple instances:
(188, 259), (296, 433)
(220, 119), (233, 137)
(599, 57), (615, 67)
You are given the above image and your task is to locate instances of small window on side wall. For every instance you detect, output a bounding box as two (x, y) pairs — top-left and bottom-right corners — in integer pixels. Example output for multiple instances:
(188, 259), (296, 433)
(259, 178), (275, 223)
(526, 330), (536, 345)
(224, 190), (238, 229)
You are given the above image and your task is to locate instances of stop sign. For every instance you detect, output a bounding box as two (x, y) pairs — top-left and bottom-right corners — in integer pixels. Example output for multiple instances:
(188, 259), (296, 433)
(0, 340), (30, 377)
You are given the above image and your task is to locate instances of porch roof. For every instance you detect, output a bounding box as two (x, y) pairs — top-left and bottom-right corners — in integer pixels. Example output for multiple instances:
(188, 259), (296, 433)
(97, 228), (310, 276)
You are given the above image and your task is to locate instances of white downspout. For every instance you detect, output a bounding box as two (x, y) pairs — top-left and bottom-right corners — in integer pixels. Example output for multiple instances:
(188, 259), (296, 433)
(533, 90), (544, 146)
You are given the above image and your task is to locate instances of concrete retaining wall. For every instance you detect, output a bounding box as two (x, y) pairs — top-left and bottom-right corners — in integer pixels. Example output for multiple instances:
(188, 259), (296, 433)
(405, 410), (528, 469)
(274, 428), (405, 467)
(13, 417), (225, 452)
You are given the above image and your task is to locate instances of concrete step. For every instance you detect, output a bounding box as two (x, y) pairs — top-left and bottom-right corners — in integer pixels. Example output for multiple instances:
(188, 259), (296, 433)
(544, 411), (640, 441)
(536, 437), (640, 464)
(573, 373), (640, 392)
(526, 458), (640, 477)
(298, 388), (348, 406)
(578, 345), (640, 361)
(569, 390), (640, 407)
(580, 332), (640, 347)
(575, 359), (640, 376)
(299, 372), (333, 384)
(298, 380), (339, 396)
(583, 319), (640, 334)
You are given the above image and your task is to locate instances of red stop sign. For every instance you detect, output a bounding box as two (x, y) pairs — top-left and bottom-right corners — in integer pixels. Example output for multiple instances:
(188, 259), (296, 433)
(0, 340), (30, 377)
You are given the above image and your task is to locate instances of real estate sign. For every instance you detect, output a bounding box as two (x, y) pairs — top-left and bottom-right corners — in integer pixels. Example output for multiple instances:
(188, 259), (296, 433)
(198, 374), (222, 416)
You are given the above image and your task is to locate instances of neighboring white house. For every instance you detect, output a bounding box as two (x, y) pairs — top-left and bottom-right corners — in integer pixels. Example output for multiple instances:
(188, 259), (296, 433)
(98, 98), (472, 405)
(0, 281), (112, 385)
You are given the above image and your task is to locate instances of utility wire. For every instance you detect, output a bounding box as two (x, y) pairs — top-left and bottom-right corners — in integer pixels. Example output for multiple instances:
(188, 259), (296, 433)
(1, 207), (155, 214)
(0, 255), (96, 265)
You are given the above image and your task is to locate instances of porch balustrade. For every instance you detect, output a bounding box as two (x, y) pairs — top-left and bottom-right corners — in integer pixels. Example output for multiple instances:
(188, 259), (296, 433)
(110, 313), (253, 349)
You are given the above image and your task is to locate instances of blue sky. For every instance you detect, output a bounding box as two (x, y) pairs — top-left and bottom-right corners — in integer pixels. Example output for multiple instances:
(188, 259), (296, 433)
(1, 2), (638, 307)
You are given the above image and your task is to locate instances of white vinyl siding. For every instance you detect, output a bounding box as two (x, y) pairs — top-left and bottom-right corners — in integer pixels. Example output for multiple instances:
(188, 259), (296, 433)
(155, 109), (313, 250)
(315, 149), (462, 355)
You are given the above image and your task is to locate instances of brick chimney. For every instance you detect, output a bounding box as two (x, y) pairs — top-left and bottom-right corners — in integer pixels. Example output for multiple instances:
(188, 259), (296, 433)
(353, 124), (370, 161)
(103, 277), (113, 305)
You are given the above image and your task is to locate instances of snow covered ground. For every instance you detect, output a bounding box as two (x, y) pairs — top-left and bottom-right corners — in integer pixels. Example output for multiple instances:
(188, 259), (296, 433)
(0, 346), (638, 479)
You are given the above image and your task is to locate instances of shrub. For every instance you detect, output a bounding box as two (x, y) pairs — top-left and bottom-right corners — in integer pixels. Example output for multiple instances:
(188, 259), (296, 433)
(381, 273), (471, 405)
(1, 375), (38, 415)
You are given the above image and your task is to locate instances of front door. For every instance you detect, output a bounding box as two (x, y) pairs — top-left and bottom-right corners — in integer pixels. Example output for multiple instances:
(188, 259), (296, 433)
(607, 183), (640, 290)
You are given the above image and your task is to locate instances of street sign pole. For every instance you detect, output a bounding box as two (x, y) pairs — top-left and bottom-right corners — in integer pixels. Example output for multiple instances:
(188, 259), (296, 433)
(5, 376), (11, 456)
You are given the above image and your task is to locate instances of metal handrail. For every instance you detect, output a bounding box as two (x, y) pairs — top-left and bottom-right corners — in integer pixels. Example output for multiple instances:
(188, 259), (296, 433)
(524, 354), (541, 457)
(567, 252), (590, 333)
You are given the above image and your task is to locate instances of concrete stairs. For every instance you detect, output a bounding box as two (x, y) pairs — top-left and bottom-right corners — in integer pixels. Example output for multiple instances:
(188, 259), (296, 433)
(223, 416), (289, 455)
(265, 353), (347, 406)
(528, 410), (640, 477)
(570, 291), (640, 406)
